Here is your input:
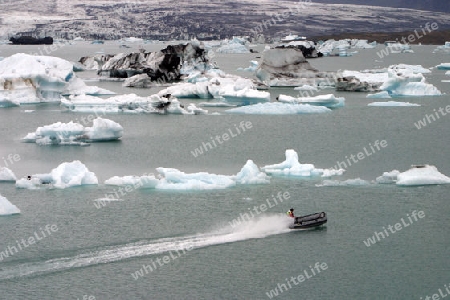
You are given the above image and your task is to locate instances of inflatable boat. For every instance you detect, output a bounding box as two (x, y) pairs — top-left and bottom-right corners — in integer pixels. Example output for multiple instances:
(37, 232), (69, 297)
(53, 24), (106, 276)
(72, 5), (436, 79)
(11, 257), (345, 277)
(289, 212), (327, 230)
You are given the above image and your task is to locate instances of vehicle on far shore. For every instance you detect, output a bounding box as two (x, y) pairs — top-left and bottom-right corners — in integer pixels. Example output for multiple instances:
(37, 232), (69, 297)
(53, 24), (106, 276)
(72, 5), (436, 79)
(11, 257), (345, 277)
(9, 36), (53, 45)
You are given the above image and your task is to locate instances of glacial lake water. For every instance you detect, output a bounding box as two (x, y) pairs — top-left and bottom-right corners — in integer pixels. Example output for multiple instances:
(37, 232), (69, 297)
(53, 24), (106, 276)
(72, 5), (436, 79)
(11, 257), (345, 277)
(0, 42), (449, 300)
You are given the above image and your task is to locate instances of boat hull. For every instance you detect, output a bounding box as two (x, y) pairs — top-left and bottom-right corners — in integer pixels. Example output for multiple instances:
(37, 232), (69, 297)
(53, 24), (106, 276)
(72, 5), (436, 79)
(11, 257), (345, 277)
(289, 212), (327, 230)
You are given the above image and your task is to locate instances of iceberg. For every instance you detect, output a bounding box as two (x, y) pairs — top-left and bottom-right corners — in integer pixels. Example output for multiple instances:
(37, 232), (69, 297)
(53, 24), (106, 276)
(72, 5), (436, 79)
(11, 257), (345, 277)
(22, 117), (123, 145)
(379, 69), (441, 97)
(155, 160), (269, 190)
(396, 165), (450, 186)
(294, 85), (318, 92)
(15, 160), (98, 189)
(255, 47), (334, 87)
(159, 75), (270, 105)
(366, 91), (391, 99)
(225, 102), (331, 115)
(316, 178), (370, 187)
(234, 160), (270, 185)
(62, 94), (207, 115)
(339, 65), (441, 96)
(0, 53), (114, 106)
(0, 167), (16, 182)
(277, 94), (345, 108)
(0, 194), (20, 216)
(368, 101), (420, 107)
(105, 175), (159, 189)
(317, 39), (375, 56)
(436, 63), (450, 70)
(237, 61), (259, 73)
(215, 37), (250, 54)
(261, 149), (344, 178)
(375, 170), (400, 184)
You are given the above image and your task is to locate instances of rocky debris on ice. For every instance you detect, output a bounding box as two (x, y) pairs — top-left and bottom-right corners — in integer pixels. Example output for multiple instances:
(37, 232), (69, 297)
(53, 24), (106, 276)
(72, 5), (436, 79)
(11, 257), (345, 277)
(261, 149), (345, 178)
(62, 93), (207, 115)
(0, 194), (20, 216)
(16, 160), (98, 189)
(255, 47), (334, 87)
(0, 167), (16, 182)
(337, 64), (440, 96)
(275, 41), (320, 58)
(277, 94), (345, 108)
(92, 43), (209, 85)
(317, 39), (376, 56)
(78, 54), (115, 71)
(22, 117), (123, 145)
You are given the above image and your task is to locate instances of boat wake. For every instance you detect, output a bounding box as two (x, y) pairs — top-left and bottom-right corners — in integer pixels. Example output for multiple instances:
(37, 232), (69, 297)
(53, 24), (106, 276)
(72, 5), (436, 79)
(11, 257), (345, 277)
(0, 214), (290, 280)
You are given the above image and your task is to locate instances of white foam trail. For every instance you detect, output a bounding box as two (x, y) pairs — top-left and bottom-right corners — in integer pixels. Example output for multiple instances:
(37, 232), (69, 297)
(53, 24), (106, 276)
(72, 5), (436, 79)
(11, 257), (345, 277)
(0, 215), (290, 280)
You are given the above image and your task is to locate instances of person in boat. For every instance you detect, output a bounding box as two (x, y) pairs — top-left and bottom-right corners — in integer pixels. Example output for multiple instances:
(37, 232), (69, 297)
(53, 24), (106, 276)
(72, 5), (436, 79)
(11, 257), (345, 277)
(286, 208), (295, 218)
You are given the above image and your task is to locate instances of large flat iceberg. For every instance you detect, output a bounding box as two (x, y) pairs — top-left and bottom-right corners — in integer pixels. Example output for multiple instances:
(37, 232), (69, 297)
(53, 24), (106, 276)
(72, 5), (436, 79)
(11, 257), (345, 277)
(261, 149), (344, 178)
(155, 160), (269, 190)
(0, 194), (20, 216)
(105, 175), (159, 189)
(225, 102), (331, 115)
(62, 94), (207, 115)
(158, 72), (270, 105)
(375, 165), (450, 186)
(0, 53), (114, 106)
(277, 94), (345, 108)
(368, 101), (420, 107)
(22, 117), (123, 145)
(396, 165), (450, 186)
(16, 161), (98, 189)
(340, 65), (440, 96)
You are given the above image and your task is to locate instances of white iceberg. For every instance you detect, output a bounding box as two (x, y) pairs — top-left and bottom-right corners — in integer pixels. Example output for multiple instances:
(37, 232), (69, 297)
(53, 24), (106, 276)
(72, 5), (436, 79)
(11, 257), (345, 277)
(237, 61), (259, 73)
(16, 160), (98, 189)
(215, 37), (250, 54)
(62, 94), (207, 115)
(318, 39), (375, 56)
(22, 117), (123, 145)
(294, 85), (318, 92)
(105, 175), (159, 189)
(436, 63), (450, 70)
(368, 101), (420, 107)
(0, 194), (20, 216)
(316, 178), (370, 187)
(225, 102), (331, 115)
(380, 69), (441, 97)
(366, 91), (391, 99)
(155, 160), (269, 190)
(159, 73), (270, 105)
(375, 170), (400, 184)
(341, 65), (441, 96)
(0, 167), (16, 182)
(277, 94), (345, 108)
(234, 160), (270, 185)
(396, 165), (450, 186)
(0, 53), (114, 106)
(261, 149), (344, 178)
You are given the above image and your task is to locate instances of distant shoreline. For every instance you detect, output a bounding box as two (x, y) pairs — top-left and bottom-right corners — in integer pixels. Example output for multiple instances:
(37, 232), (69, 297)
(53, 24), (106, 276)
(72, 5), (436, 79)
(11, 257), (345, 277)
(310, 29), (450, 45)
